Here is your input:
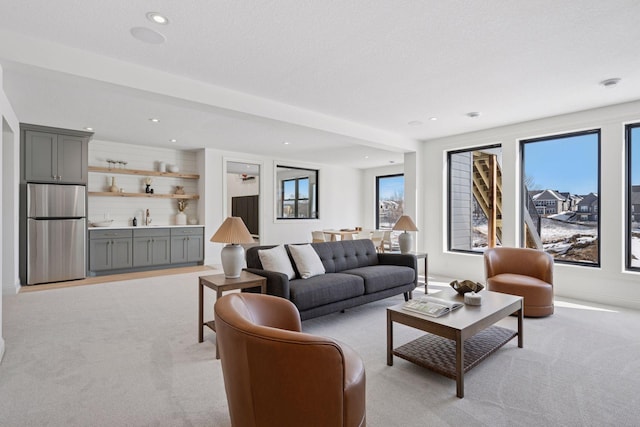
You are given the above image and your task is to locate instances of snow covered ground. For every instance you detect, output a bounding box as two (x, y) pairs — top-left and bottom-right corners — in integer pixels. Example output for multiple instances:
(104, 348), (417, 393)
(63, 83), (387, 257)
(472, 216), (599, 262)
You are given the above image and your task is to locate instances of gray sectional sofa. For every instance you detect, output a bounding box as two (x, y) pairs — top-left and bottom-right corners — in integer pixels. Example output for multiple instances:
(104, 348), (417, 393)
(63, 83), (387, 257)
(245, 239), (417, 320)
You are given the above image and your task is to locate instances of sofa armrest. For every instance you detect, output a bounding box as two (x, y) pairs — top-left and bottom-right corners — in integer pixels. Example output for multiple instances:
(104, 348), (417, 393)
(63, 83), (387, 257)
(377, 253), (418, 286)
(244, 268), (291, 299)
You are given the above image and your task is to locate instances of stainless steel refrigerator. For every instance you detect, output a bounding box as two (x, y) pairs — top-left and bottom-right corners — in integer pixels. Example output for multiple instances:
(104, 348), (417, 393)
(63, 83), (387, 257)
(27, 183), (86, 285)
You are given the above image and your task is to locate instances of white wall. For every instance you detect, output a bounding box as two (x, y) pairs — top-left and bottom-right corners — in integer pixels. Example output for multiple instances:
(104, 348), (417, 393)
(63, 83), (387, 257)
(1, 63), (21, 361)
(421, 100), (640, 309)
(88, 140), (199, 226)
(202, 150), (363, 268)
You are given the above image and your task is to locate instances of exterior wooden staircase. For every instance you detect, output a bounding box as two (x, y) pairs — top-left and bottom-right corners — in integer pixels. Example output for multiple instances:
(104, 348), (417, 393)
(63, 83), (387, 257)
(472, 151), (543, 249)
(472, 152), (502, 247)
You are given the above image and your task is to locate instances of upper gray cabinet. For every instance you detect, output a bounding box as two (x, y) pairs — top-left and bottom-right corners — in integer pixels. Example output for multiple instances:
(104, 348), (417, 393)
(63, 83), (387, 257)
(21, 124), (92, 184)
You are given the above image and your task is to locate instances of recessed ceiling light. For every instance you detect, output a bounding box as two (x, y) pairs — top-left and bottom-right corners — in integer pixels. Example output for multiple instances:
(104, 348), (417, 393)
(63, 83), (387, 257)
(466, 112), (481, 118)
(282, 141), (290, 145)
(600, 78), (621, 88)
(408, 120), (423, 126)
(83, 127), (93, 131)
(169, 138), (177, 143)
(364, 155), (369, 159)
(149, 118), (160, 123)
(130, 27), (166, 44)
(429, 117), (438, 121)
(146, 12), (169, 25)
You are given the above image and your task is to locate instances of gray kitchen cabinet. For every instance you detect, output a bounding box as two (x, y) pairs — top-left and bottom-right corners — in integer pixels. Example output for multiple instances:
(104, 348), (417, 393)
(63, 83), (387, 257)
(171, 227), (204, 264)
(89, 229), (133, 271)
(133, 228), (171, 267)
(21, 124), (91, 184)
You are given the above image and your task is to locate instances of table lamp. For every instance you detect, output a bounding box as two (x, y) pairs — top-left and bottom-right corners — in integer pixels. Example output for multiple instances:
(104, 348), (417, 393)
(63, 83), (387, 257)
(210, 217), (255, 278)
(392, 215), (418, 254)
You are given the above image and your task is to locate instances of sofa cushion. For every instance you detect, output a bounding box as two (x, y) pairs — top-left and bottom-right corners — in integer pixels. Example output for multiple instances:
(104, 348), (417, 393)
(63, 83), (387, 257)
(288, 244), (326, 279)
(290, 273), (365, 311)
(258, 245), (296, 279)
(342, 265), (416, 294)
(311, 240), (379, 273)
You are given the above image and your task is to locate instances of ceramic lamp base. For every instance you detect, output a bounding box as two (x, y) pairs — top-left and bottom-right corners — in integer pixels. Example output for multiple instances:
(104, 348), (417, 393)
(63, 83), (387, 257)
(221, 244), (244, 278)
(398, 232), (413, 254)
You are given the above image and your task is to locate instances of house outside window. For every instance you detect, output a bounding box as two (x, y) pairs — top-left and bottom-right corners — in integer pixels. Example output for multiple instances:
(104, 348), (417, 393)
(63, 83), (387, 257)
(521, 130), (600, 266)
(448, 145), (502, 253)
(626, 123), (640, 270)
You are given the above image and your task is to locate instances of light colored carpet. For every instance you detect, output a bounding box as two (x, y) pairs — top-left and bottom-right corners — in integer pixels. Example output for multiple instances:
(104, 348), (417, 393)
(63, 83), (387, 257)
(1, 273), (639, 426)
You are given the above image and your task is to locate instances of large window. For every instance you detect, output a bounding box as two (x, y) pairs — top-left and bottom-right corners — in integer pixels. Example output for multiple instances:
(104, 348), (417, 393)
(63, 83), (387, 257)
(376, 174), (404, 229)
(521, 130), (600, 266)
(626, 123), (640, 270)
(448, 145), (502, 253)
(276, 165), (318, 219)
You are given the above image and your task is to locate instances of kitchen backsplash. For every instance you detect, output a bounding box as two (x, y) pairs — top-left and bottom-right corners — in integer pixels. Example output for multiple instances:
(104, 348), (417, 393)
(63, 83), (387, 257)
(88, 140), (200, 227)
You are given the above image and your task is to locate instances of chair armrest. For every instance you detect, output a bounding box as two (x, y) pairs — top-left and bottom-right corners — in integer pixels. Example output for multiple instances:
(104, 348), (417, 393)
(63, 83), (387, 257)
(377, 253), (418, 286)
(244, 268), (291, 300)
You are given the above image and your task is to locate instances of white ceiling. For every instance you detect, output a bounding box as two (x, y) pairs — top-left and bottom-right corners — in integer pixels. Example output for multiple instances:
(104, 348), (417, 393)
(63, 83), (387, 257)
(1, 1), (639, 169)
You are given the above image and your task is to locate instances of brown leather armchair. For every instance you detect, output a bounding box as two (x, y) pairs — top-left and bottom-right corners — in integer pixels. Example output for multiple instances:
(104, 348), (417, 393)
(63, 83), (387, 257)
(214, 293), (366, 427)
(484, 247), (554, 317)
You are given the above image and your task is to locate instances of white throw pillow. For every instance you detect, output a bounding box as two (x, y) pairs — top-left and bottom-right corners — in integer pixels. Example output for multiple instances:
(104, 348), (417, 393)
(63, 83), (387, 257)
(289, 244), (326, 279)
(258, 245), (295, 280)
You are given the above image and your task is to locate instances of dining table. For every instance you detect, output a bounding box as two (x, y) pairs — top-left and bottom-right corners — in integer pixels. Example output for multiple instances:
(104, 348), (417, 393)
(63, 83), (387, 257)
(323, 229), (360, 241)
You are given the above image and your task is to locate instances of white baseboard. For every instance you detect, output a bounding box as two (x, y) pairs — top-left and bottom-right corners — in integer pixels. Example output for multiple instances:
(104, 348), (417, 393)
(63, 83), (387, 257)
(0, 337), (5, 364)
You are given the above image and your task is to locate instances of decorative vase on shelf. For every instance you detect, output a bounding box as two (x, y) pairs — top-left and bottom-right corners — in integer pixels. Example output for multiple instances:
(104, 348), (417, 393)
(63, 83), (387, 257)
(176, 200), (188, 225)
(176, 212), (187, 225)
(109, 176), (118, 193)
(145, 184), (151, 193)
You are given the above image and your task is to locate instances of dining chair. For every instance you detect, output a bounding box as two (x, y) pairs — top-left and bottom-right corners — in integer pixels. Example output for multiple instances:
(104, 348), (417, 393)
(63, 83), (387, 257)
(311, 231), (326, 243)
(381, 230), (392, 252)
(370, 230), (385, 252)
(356, 230), (371, 240)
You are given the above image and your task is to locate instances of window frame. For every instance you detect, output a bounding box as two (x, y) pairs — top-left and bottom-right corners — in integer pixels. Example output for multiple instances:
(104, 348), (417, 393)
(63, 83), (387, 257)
(375, 173), (404, 230)
(625, 123), (640, 271)
(275, 165), (319, 220)
(519, 129), (601, 267)
(447, 143), (502, 255)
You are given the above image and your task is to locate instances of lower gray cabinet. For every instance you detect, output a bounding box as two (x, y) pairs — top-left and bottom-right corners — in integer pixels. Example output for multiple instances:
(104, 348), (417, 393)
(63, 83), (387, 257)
(89, 227), (203, 274)
(171, 227), (204, 264)
(133, 228), (171, 267)
(89, 229), (133, 271)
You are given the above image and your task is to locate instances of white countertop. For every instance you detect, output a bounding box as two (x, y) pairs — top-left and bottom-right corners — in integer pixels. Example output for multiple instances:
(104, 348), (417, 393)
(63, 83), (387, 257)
(88, 224), (203, 230)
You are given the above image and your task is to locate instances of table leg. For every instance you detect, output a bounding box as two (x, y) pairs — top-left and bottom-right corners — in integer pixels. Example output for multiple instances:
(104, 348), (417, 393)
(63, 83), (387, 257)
(517, 302), (524, 348)
(386, 311), (394, 366)
(456, 330), (464, 398)
(424, 255), (428, 294)
(198, 281), (204, 343)
(215, 289), (222, 360)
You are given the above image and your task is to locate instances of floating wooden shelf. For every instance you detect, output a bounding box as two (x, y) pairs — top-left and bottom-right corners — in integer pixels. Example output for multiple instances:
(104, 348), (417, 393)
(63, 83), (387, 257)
(88, 166), (199, 179)
(88, 192), (199, 200)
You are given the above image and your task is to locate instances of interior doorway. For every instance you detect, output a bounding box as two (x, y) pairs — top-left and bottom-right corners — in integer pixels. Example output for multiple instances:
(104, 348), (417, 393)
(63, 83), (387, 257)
(225, 160), (261, 242)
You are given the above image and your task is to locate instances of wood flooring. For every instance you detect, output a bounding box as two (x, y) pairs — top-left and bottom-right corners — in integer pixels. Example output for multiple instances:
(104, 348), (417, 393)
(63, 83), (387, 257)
(20, 265), (216, 293)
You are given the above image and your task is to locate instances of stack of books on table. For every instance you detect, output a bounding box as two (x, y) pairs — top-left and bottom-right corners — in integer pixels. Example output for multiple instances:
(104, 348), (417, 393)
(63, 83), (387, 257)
(402, 296), (463, 318)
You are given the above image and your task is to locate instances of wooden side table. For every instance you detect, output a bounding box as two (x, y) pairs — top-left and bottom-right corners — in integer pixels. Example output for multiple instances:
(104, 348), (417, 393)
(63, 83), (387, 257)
(390, 251), (428, 293)
(198, 270), (267, 359)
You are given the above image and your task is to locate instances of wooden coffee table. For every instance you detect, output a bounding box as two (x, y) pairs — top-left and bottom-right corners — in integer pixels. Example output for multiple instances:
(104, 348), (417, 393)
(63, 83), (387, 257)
(387, 290), (523, 398)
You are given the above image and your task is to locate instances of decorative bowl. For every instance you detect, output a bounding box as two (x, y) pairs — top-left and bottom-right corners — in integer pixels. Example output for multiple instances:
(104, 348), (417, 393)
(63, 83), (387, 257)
(168, 164), (179, 173)
(90, 219), (114, 227)
(449, 279), (484, 295)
